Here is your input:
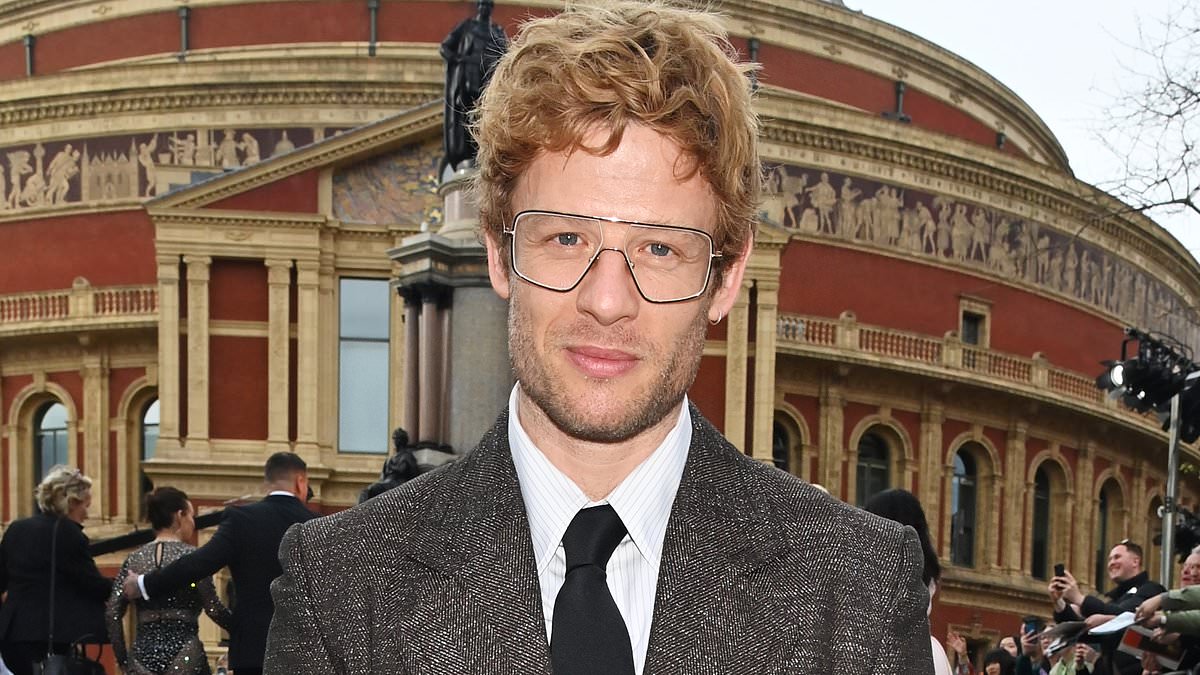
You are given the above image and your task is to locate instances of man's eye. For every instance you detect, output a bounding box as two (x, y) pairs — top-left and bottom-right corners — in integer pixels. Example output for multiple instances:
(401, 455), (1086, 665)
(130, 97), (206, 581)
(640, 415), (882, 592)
(555, 232), (581, 246)
(648, 242), (673, 257)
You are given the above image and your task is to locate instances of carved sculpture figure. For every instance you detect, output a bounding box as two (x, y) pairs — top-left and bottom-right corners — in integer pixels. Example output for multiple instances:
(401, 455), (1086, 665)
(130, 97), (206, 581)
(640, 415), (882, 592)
(439, 0), (507, 179)
(137, 135), (158, 197)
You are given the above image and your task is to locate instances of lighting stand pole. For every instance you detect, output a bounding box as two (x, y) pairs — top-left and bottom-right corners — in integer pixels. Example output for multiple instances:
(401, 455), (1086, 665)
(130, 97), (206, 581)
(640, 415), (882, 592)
(1162, 393), (1181, 587)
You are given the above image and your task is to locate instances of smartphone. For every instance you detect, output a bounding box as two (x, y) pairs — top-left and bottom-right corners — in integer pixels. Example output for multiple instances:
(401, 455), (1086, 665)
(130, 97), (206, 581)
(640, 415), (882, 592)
(1023, 619), (1038, 636)
(1054, 563), (1066, 577)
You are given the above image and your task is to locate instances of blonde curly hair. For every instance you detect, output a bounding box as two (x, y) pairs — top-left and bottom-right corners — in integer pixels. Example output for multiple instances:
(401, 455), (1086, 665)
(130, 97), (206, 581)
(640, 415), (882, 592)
(474, 0), (761, 283)
(35, 465), (92, 517)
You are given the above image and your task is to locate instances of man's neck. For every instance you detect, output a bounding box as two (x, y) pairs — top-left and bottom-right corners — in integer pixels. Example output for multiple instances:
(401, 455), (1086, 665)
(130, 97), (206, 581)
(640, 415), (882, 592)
(517, 388), (681, 501)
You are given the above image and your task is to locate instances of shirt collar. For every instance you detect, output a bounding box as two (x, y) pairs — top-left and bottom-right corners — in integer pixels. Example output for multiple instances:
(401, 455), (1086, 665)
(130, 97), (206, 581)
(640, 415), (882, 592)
(508, 383), (690, 574)
(266, 490), (297, 498)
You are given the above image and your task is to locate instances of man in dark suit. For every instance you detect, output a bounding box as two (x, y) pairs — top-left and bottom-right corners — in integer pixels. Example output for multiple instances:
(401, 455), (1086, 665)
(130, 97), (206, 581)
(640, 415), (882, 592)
(265, 2), (932, 673)
(126, 452), (315, 675)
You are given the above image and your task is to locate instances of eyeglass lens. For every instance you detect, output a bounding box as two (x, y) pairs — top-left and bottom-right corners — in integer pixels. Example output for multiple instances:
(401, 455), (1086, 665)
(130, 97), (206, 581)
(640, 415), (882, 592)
(510, 212), (713, 302)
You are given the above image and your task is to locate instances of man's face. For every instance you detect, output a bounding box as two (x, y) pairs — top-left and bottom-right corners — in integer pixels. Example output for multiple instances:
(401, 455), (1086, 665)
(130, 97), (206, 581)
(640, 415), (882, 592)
(486, 124), (746, 443)
(1108, 544), (1141, 582)
(1181, 553), (1200, 586)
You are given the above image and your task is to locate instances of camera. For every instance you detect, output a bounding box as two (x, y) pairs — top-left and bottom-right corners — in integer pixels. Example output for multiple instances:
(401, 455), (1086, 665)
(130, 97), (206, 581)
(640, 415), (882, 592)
(1153, 506), (1200, 562)
(1054, 563), (1065, 578)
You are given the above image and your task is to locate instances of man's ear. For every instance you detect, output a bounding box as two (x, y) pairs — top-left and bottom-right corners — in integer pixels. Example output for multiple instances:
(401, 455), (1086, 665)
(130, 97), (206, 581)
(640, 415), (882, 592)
(484, 231), (511, 300)
(708, 246), (750, 324)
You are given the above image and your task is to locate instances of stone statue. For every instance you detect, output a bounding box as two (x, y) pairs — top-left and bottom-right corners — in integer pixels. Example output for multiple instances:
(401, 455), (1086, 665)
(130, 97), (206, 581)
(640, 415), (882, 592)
(439, 0), (507, 180)
(358, 427), (422, 504)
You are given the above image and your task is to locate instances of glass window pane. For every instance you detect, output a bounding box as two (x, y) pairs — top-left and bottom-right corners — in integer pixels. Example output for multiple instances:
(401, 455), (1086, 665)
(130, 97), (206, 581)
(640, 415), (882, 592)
(772, 421), (790, 472)
(39, 402), (67, 431)
(35, 403), (69, 484)
(339, 278), (390, 339)
(951, 449), (977, 567)
(142, 400), (160, 461)
(339, 341), (389, 454)
(855, 433), (890, 507)
(1032, 468), (1051, 579)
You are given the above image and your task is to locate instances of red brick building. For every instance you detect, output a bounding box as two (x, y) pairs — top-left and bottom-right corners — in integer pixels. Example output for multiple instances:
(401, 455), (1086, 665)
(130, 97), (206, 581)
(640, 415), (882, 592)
(0, 0), (1196, 664)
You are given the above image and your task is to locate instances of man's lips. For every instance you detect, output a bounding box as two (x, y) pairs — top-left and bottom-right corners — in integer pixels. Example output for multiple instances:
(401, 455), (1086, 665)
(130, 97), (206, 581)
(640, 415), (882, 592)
(565, 345), (639, 378)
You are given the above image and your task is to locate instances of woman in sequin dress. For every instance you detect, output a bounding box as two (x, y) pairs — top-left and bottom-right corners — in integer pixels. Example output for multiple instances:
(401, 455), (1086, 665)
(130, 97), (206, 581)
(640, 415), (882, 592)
(106, 487), (232, 674)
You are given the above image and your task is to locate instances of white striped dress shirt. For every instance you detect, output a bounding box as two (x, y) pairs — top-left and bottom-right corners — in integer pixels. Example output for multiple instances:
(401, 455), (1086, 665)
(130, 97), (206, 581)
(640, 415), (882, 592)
(507, 384), (690, 675)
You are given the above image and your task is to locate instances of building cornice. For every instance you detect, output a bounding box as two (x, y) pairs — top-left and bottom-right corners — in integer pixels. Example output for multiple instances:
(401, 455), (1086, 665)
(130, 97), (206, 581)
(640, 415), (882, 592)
(0, 52), (441, 139)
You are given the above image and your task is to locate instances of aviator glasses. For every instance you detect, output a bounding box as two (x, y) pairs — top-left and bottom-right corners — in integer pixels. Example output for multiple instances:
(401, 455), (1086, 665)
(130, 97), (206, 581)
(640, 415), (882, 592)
(505, 210), (722, 303)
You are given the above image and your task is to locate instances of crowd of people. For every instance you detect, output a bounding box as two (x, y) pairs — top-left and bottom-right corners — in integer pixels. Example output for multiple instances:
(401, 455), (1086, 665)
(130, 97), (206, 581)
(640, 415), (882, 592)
(0, 452), (313, 675)
(929, 538), (1200, 675)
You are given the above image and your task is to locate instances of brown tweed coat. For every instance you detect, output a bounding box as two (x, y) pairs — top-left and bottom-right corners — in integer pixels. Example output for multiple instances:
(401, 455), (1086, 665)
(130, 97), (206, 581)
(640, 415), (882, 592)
(265, 406), (934, 674)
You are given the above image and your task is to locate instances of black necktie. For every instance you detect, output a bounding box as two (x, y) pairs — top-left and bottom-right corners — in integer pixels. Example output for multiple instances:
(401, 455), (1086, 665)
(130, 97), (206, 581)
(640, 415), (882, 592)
(551, 504), (635, 675)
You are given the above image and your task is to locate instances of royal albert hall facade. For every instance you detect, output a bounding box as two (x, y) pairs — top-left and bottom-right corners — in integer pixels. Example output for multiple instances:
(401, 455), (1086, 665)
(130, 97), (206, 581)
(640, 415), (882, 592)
(1, 0), (1198, 663)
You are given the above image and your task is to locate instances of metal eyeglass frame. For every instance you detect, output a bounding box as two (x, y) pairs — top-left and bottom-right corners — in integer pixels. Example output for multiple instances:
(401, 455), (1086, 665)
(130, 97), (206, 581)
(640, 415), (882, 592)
(504, 209), (724, 304)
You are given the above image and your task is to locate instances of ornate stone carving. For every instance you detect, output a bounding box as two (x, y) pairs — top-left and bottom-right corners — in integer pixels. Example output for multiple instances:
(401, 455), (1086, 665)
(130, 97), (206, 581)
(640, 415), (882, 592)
(764, 162), (1200, 349)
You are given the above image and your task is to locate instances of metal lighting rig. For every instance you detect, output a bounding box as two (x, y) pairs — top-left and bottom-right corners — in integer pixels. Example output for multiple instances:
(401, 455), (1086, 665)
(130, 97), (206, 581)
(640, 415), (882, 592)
(1096, 327), (1200, 586)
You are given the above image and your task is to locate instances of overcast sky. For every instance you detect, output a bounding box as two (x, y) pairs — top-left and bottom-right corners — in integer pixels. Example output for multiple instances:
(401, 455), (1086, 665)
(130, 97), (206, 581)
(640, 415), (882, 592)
(849, 0), (1198, 260)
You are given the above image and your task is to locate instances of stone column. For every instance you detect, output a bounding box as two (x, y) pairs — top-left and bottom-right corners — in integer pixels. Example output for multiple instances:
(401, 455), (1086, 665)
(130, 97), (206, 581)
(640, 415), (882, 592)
(400, 287), (421, 441)
(720, 278), (748, 451)
(1002, 422), (1028, 573)
(723, 279), (751, 452)
(295, 261), (320, 460)
(184, 255), (211, 443)
(440, 296), (453, 443)
(919, 401), (946, 558)
(317, 257), (337, 453)
(156, 255), (182, 445)
(1073, 442), (1095, 588)
(818, 381), (845, 495)
(265, 259), (292, 452)
(751, 278), (779, 463)
(80, 350), (109, 520)
(418, 287), (443, 444)
(387, 282), (404, 435)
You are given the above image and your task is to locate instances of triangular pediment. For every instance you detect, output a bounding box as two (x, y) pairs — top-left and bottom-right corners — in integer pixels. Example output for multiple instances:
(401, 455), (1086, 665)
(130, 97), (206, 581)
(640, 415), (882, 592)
(148, 101), (442, 211)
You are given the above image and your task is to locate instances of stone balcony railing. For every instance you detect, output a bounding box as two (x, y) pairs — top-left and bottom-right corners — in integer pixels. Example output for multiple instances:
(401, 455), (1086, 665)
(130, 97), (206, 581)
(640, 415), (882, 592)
(0, 278), (157, 338)
(776, 310), (1160, 435)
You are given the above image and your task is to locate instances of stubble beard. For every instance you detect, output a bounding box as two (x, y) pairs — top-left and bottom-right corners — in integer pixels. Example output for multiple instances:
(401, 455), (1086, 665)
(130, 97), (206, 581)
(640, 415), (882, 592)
(508, 286), (709, 444)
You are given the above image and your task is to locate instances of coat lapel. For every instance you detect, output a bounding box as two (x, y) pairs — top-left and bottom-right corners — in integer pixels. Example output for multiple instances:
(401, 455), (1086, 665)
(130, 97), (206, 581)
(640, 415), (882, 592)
(644, 408), (809, 675)
(393, 410), (552, 675)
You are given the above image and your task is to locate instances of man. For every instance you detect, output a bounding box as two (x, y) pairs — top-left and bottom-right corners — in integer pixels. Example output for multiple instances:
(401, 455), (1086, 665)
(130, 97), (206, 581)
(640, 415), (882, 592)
(1051, 541), (1166, 675)
(265, 3), (932, 673)
(125, 452), (315, 675)
(1130, 546), (1200, 673)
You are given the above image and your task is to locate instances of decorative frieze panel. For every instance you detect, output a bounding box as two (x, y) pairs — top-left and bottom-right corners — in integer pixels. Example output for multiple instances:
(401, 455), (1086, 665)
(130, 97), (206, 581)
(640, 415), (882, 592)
(0, 124), (350, 215)
(331, 137), (441, 227)
(763, 164), (1200, 349)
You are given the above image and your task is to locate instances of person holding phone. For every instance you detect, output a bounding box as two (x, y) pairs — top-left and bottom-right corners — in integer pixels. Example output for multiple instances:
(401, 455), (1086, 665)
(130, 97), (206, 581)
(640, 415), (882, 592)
(1049, 541), (1165, 675)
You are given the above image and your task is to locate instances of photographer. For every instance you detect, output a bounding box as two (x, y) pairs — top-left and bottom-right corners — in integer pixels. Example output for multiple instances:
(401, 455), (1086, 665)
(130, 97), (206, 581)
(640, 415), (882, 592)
(1050, 541), (1166, 675)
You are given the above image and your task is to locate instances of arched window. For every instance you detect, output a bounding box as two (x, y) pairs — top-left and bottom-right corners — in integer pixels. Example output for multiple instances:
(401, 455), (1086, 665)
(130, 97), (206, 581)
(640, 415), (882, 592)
(141, 399), (160, 461)
(1032, 467), (1051, 579)
(34, 401), (69, 483)
(772, 421), (790, 473)
(855, 432), (890, 507)
(951, 450), (977, 567)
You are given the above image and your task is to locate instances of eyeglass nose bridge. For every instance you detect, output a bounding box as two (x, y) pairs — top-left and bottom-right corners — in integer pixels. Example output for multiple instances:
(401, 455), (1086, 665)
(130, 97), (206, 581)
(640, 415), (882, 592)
(577, 244), (648, 297)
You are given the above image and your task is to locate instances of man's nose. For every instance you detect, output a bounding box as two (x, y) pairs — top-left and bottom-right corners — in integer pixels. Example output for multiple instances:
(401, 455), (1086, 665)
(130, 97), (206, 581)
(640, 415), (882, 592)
(575, 248), (641, 325)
